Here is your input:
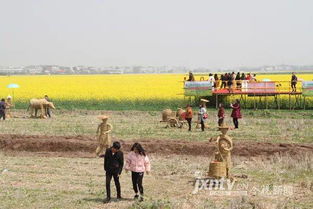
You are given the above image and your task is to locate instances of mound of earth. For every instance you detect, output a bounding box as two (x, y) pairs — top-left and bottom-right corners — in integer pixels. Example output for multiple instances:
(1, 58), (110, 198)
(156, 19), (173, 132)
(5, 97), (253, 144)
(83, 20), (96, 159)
(0, 134), (312, 158)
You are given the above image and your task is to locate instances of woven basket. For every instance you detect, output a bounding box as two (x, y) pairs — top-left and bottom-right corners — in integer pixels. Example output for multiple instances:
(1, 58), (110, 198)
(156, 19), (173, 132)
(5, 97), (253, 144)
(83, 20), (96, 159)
(208, 161), (227, 178)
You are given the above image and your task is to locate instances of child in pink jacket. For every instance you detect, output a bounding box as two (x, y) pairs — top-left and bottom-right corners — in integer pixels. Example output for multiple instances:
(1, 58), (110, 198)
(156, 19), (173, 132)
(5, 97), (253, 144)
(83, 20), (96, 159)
(125, 143), (151, 201)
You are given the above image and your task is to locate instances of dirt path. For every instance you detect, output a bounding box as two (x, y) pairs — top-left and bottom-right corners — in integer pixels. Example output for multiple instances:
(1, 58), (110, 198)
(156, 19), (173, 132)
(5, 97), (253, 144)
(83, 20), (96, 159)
(0, 134), (312, 158)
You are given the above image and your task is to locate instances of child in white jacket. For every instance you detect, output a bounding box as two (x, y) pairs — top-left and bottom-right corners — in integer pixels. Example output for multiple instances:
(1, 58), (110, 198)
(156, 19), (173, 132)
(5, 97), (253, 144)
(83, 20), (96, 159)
(125, 143), (151, 201)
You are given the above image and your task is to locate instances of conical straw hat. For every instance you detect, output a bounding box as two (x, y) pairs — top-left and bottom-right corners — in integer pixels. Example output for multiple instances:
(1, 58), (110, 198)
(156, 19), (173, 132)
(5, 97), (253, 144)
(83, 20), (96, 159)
(98, 115), (109, 120)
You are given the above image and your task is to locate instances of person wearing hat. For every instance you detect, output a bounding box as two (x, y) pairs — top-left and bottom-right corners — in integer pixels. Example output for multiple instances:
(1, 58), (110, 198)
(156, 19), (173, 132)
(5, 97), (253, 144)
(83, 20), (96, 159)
(198, 99), (208, 131)
(96, 115), (113, 156)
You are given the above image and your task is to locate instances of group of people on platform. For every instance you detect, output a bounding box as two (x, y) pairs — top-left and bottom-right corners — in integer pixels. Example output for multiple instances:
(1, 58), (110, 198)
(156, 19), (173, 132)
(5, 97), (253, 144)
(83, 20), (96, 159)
(210, 72), (257, 90)
(185, 99), (242, 131)
(187, 72), (257, 92)
(187, 72), (299, 92)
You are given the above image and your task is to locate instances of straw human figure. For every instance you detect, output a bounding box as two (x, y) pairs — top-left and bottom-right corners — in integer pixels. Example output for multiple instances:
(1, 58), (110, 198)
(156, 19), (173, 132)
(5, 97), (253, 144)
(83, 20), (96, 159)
(96, 115), (113, 156)
(5, 96), (14, 119)
(161, 109), (173, 122)
(210, 126), (233, 178)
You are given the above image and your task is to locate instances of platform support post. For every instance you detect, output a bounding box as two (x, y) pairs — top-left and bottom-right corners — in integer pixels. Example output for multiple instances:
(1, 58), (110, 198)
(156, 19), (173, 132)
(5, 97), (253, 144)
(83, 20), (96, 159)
(215, 94), (218, 109)
(289, 94), (291, 110)
(253, 93), (256, 110)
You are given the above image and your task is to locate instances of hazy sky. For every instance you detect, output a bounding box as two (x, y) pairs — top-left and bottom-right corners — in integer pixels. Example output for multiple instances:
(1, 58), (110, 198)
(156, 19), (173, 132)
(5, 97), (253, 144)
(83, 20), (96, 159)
(0, 0), (312, 68)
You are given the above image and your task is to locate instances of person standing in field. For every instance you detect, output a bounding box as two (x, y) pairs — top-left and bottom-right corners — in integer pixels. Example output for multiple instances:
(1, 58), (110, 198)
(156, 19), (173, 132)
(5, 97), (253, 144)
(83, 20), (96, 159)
(100, 141), (124, 203)
(185, 104), (193, 131)
(217, 103), (225, 127)
(0, 98), (6, 120)
(230, 99), (242, 129)
(198, 101), (208, 131)
(291, 72), (298, 92)
(125, 143), (151, 202)
(96, 115), (113, 156)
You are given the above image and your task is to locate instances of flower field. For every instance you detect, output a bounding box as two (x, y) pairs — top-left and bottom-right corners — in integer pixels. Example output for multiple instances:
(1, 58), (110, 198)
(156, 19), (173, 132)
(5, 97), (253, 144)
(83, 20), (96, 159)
(0, 74), (184, 101)
(0, 73), (312, 110)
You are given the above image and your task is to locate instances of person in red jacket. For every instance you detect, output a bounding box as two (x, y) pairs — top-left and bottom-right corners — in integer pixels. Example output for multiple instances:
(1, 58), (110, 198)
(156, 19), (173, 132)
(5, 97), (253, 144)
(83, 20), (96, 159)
(217, 103), (225, 126)
(230, 99), (242, 129)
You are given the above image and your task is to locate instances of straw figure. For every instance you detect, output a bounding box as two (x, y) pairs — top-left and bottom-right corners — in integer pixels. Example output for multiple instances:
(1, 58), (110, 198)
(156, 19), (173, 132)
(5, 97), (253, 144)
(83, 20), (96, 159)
(209, 126), (233, 178)
(28, 98), (56, 119)
(160, 109), (175, 127)
(161, 109), (173, 122)
(5, 96), (14, 119)
(95, 115), (113, 156)
(176, 108), (185, 121)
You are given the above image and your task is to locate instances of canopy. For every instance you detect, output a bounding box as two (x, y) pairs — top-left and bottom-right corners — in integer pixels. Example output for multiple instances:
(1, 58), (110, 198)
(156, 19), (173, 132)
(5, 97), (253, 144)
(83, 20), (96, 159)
(7, 83), (20, 88)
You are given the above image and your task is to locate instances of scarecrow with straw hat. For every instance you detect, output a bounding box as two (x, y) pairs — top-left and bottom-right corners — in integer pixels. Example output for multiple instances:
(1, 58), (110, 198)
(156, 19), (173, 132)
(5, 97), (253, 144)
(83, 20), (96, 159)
(96, 115), (113, 156)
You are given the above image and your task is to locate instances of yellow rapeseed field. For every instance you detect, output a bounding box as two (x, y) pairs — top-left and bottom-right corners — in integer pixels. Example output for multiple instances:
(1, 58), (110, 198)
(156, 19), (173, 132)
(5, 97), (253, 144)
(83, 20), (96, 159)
(0, 73), (312, 102)
(0, 74), (184, 102)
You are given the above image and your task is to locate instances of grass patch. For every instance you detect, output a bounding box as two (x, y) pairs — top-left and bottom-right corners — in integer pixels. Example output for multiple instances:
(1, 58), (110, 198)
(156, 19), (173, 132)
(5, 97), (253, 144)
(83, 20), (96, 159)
(1, 109), (313, 143)
(12, 97), (313, 111)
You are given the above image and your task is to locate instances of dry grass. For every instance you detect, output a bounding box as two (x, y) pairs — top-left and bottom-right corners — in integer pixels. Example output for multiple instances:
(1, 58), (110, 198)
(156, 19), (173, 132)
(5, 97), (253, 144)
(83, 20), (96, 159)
(0, 152), (312, 209)
(0, 109), (312, 208)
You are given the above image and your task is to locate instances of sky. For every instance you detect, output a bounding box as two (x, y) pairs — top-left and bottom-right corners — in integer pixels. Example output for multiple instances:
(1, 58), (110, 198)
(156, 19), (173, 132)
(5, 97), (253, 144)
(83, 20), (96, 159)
(0, 0), (312, 68)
